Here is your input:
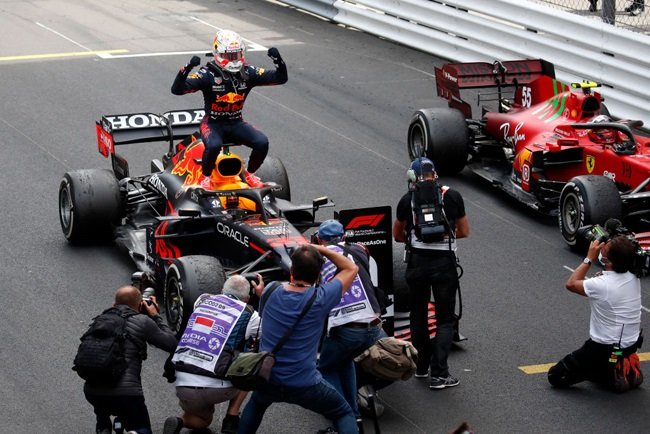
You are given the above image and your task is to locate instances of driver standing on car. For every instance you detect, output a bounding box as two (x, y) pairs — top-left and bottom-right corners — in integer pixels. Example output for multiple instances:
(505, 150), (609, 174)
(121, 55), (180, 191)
(171, 29), (288, 189)
(393, 158), (470, 390)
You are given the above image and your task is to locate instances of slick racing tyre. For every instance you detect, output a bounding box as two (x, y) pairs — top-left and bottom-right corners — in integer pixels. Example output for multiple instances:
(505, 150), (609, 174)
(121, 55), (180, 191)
(256, 156), (291, 201)
(165, 255), (227, 337)
(58, 169), (122, 244)
(407, 108), (468, 175)
(558, 175), (622, 249)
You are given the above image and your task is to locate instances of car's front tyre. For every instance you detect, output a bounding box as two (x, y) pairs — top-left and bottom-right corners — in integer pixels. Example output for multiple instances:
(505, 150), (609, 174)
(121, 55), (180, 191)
(558, 175), (622, 249)
(164, 255), (227, 337)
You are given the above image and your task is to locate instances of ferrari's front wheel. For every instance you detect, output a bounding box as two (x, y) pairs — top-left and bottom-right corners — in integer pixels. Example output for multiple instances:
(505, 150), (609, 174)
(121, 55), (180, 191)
(558, 175), (622, 248)
(407, 108), (469, 175)
(164, 255), (227, 337)
(256, 156), (291, 201)
(58, 169), (122, 244)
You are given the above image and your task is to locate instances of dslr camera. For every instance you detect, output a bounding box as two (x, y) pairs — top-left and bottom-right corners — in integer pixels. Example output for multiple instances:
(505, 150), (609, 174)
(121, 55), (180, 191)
(576, 219), (649, 276)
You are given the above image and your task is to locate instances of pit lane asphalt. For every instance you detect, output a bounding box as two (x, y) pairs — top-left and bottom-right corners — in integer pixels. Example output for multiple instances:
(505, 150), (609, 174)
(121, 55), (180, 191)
(1, 1), (648, 433)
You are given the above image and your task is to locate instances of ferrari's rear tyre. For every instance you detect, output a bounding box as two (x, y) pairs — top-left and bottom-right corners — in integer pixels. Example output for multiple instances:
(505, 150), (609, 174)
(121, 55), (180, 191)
(558, 175), (622, 248)
(256, 156), (291, 201)
(58, 169), (122, 244)
(164, 255), (227, 337)
(407, 108), (469, 175)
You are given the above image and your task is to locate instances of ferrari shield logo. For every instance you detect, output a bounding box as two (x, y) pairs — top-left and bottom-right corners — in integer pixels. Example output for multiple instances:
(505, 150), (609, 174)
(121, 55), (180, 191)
(586, 155), (595, 173)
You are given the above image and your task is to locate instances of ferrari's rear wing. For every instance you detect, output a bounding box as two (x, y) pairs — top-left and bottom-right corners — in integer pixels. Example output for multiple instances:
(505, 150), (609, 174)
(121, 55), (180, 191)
(436, 59), (556, 118)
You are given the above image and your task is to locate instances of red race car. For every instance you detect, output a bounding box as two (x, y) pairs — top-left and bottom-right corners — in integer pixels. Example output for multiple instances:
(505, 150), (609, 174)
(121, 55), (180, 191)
(407, 59), (650, 251)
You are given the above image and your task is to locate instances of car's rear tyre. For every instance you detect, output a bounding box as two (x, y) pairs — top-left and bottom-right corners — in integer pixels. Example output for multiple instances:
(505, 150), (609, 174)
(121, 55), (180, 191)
(256, 156), (291, 201)
(558, 175), (622, 248)
(407, 108), (469, 175)
(58, 169), (122, 244)
(164, 255), (227, 337)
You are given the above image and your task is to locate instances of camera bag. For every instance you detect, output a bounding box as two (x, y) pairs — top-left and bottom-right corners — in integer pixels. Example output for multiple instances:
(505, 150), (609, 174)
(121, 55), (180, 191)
(72, 307), (136, 386)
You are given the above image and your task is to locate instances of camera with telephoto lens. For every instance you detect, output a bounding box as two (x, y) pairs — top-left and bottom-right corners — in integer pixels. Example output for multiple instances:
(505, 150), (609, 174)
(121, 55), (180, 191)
(576, 219), (649, 276)
(241, 272), (261, 296)
(131, 271), (156, 307)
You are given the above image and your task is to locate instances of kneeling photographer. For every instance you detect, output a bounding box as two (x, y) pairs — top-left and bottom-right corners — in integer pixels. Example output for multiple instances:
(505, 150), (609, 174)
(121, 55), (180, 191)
(548, 233), (644, 392)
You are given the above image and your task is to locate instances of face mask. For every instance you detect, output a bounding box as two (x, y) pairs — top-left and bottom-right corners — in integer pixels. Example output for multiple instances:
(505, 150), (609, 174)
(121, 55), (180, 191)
(598, 251), (607, 267)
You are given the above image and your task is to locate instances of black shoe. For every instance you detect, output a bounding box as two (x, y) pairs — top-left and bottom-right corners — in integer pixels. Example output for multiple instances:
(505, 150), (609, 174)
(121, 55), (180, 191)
(357, 418), (365, 434)
(589, 0), (598, 12)
(629, 5), (645, 15)
(163, 416), (183, 434)
(221, 414), (240, 434)
(316, 427), (338, 434)
(414, 367), (430, 378)
(429, 375), (460, 390)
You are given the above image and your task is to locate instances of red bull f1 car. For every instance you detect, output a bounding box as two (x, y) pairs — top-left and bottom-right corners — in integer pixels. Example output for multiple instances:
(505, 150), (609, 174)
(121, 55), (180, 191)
(58, 108), (338, 334)
(407, 59), (650, 253)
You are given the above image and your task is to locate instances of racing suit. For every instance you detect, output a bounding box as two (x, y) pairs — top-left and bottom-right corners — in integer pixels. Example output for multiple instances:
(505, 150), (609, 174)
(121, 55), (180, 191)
(171, 56), (287, 177)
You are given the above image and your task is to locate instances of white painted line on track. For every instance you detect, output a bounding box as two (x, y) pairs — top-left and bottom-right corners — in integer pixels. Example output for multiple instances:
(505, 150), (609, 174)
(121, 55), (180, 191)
(189, 16), (267, 51)
(35, 22), (92, 51)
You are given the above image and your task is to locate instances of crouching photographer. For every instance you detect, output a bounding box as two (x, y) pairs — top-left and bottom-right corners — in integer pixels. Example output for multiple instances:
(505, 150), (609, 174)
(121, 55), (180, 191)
(548, 235), (644, 392)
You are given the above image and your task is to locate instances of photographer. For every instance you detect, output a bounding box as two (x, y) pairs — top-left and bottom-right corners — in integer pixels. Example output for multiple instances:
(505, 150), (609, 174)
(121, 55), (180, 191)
(83, 285), (177, 434)
(393, 158), (469, 390)
(548, 236), (644, 392)
(162, 274), (263, 434)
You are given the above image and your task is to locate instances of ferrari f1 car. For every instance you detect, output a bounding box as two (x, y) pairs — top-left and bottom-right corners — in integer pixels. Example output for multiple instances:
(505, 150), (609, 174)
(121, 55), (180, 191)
(407, 58), (650, 250)
(58, 108), (337, 335)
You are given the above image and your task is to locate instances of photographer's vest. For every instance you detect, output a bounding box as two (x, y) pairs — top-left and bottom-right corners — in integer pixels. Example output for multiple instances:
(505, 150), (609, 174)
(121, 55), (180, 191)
(409, 181), (457, 252)
(172, 294), (252, 378)
(322, 244), (378, 330)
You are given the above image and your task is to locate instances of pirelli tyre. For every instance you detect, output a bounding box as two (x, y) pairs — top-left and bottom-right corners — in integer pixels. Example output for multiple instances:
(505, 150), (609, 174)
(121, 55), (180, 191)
(256, 156), (291, 201)
(58, 169), (122, 244)
(407, 108), (469, 175)
(164, 255), (227, 337)
(558, 175), (622, 248)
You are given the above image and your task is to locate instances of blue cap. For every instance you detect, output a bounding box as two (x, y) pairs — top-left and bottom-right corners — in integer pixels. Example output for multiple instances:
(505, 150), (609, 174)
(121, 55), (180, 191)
(318, 219), (345, 241)
(410, 157), (435, 177)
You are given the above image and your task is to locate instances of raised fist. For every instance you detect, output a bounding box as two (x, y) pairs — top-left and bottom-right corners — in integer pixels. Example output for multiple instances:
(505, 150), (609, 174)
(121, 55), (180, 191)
(189, 56), (201, 67)
(267, 47), (282, 64)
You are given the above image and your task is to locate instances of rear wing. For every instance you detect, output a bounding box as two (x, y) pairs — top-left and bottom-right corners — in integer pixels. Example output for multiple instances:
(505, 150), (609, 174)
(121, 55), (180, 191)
(96, 108), (204, 179)
(436, 59), (556, 118)
(96, 108), (205, 155)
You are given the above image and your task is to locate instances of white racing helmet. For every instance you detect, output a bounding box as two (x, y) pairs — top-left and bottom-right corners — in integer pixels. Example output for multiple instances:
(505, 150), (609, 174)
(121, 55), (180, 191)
(212, 30), (246, 73)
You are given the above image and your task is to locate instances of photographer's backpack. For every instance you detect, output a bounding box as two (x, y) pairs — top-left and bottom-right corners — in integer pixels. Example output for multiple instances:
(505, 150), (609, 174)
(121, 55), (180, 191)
(72, 307), (136, 386)
(410, 180), (449, 243)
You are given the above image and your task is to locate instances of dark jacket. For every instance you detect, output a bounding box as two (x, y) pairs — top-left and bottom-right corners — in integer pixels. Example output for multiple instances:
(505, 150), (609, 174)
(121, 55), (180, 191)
(84, 305), (177, 396)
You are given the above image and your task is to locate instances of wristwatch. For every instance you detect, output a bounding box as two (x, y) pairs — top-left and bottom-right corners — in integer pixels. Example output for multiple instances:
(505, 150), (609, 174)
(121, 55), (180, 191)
(583, 257), (592, 266)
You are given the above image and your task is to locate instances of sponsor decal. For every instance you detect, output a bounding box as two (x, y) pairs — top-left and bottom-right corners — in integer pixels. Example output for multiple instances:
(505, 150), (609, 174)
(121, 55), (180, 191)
(172, 141), (204, 187)
(603, 171), (616, 181)
(148, 174), (168, 199)
(622, 162), (632, 178)
(216, 222), (249, 247)
(214, 77), (223, 85)
(586, 155), (595, 173)
(96, 124), (114, 157)
(500, 121), (526, 147)
(105, 109), (205, 130)
(345, 214), (384, 229)
(256, 226), (288, 236)
(215, 92), (244, 104)
(443, 70), (458, 83)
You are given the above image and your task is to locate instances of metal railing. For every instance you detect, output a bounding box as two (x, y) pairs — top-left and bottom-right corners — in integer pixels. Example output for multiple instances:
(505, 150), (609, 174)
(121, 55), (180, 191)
(277, 0), (650, 122)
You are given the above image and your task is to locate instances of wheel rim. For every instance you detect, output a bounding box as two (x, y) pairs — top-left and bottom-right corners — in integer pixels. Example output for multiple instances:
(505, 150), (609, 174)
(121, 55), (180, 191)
(59, 184), (73, 236)
(408, 122), (426, 159)
(561, 193), (582, 238)
(166, 275), (184, 335)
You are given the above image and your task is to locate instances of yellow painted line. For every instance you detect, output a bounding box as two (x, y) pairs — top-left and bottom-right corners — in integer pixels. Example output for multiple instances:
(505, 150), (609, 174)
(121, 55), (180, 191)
(0, 49), (129, 62)
(519, 352), (650, 374)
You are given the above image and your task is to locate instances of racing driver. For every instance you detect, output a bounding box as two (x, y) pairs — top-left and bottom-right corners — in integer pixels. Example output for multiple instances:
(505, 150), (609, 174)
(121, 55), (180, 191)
(171, 29), (288, 188)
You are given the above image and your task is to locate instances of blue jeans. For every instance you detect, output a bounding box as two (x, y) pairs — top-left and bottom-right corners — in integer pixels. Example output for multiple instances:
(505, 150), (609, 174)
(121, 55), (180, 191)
(239, 379), (358, 434)
(318, 324), (384, 417)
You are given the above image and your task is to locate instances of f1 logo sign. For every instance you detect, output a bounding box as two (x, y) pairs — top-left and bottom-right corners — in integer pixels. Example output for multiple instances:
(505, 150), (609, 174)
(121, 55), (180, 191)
(345, 214), (384, 229)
